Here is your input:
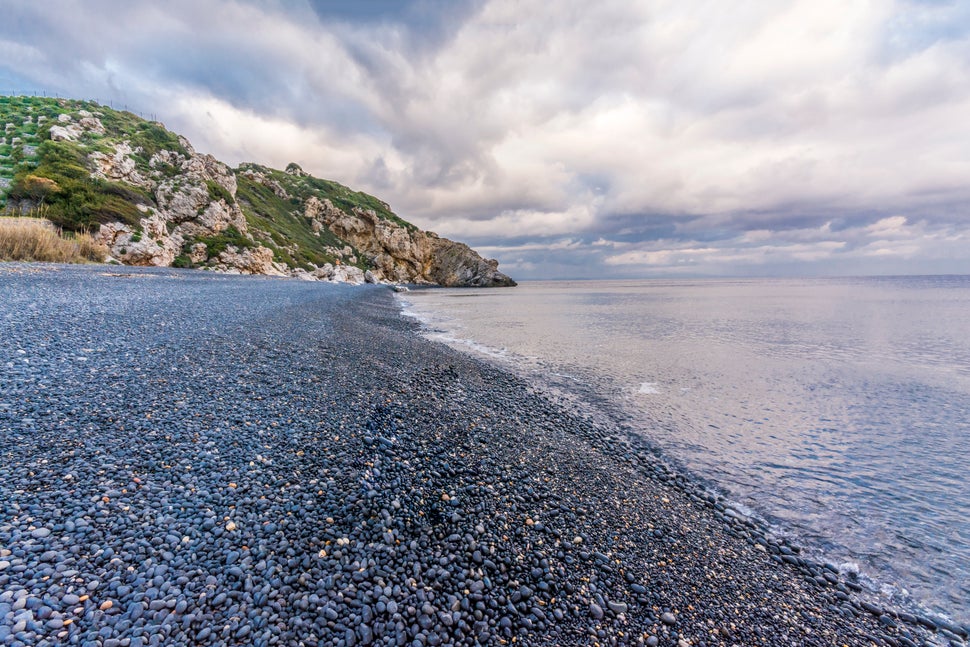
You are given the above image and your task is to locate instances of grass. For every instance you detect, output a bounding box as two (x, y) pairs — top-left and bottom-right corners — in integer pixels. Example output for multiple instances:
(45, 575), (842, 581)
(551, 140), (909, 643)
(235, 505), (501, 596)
(205, 179), (233, 204)
(5, 140), (144, 231)
(238, 162), (417, 231)
(235, 173), (350, 269)
(0, 216), (108, 263)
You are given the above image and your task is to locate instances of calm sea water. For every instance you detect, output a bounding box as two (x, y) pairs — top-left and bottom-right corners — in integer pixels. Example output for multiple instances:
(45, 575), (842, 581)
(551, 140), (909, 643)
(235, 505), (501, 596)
(398, 277), (970, 625)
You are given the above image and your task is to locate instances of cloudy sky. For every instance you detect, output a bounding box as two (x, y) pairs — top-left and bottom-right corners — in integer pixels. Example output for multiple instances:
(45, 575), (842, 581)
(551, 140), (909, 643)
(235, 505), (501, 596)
(3, 0), (970, 278)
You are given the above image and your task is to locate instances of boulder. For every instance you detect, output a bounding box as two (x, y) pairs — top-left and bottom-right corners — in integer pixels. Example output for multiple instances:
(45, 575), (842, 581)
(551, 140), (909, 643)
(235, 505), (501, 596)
(49, 124), (81, 142)
(216, 245), (283, 276)
(96, 216), (183, 267)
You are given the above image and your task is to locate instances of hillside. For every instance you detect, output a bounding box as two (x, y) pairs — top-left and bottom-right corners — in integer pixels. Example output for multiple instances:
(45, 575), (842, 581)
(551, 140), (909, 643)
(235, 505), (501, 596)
(0, 95), (514, 286)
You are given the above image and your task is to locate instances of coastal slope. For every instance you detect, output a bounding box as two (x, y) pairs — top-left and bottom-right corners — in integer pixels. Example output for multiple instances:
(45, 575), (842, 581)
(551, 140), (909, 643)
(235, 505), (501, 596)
(0, 95), (514, 286)
(0, 265), (941, 647)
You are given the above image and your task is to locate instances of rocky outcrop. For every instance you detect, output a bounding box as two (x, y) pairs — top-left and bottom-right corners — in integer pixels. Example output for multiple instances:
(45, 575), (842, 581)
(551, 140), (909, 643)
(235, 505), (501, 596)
(93, 134), (257, 274)
(49, 111), (105, 142)
(425, 234), (517, 287)
(152, 139), (248, 237)
(240, 168), (289, 199)
(98, 215), (183, 267)
(7, 101), (514, 286)
(291, 262), (367, 284)
(307, 198), (515, 287)
(214, 245), (284, 276)
(89, 142), (153, 189)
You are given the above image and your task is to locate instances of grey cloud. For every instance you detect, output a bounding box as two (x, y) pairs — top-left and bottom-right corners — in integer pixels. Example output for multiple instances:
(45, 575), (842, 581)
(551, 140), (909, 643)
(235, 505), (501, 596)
(3, 0), (970, 277)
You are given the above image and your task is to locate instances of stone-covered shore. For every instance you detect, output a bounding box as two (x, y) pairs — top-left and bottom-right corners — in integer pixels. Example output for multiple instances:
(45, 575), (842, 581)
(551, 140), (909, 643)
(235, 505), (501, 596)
(0, 265), (959, 647)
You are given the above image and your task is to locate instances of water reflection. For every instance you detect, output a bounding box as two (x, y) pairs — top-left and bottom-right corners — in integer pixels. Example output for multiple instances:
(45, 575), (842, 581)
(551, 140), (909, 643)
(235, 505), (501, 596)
(401, 278), (970, 623)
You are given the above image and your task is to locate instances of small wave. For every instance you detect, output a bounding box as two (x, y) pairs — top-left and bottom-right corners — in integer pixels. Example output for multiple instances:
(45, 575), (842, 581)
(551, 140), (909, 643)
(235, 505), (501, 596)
(426, 331), (513, 363)
(551, 372), (586, 384)
(839, 561), (861, 576)
(638, 382), (660, 394)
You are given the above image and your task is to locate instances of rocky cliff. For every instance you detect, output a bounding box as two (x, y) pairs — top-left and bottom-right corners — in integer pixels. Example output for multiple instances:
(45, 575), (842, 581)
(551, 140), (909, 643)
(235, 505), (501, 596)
(304, 195), (515, 287)
(0, 96), (515, 287)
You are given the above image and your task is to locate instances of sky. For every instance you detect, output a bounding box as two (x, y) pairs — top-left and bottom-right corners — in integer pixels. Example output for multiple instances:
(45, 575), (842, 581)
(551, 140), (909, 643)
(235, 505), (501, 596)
(3, 0), (970, 279)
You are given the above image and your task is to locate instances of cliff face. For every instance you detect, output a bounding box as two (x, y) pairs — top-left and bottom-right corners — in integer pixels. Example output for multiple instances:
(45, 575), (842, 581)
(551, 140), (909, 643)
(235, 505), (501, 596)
(307, 197), (515, 287)
(0, 96), (515, 287)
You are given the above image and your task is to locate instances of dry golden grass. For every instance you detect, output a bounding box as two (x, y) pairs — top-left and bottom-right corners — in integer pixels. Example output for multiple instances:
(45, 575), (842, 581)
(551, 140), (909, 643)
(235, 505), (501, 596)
(0, 216), (108, 263)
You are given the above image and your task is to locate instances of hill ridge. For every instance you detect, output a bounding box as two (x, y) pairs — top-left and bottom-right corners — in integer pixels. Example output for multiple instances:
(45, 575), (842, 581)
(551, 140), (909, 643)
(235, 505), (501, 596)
(0, 95), (515, 287)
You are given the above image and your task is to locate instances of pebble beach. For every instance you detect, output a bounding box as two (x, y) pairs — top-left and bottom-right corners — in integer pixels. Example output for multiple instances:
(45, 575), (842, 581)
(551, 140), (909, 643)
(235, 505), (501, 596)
(0, 265), (962, 647)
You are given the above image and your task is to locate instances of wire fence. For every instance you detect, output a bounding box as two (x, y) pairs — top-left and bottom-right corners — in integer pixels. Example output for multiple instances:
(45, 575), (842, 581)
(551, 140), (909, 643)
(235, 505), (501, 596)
(0, 89), (159, 122)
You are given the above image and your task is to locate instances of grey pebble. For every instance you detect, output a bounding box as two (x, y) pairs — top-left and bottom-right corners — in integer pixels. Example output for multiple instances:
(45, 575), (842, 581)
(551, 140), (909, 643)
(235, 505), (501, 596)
(0, 267), (940, 647)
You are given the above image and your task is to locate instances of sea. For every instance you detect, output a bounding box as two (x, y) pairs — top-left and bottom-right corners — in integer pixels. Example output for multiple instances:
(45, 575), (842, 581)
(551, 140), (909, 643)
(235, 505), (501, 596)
(397, 276), (970, 626)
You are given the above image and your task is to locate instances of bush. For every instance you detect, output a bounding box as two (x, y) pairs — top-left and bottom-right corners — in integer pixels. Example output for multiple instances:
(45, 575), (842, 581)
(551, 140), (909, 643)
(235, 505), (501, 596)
(128, 122), (186, 161)
(171, 254), (192, 268)
(193, 225), (252, 259)
(205, 179), (233, 204)
(17, 175), (60, 202)
(8, 141), (142, 231)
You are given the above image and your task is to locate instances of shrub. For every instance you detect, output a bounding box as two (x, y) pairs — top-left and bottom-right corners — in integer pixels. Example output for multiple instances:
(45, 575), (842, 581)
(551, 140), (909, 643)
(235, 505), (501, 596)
(8, 141), (142, 231)
(193, 225), (252, 259)
(171, 254), (192, 268)
(205, 179), (233, 204)
(128, 122), (186, 161)
(18, 175), (60, 202)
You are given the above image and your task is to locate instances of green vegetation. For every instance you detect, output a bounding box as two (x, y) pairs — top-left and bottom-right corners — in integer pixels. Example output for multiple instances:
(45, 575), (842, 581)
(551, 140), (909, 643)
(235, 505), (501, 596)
(193, 225), (253, 258)
(5, 139), (143, 231)
(0, 95), (423, 274)
(171, 253), (193, 268)
(235, 172), (349, 269)
(0, 97), (163, 230)
(205, 179), (233, 204)
(239, 163), (416, 231)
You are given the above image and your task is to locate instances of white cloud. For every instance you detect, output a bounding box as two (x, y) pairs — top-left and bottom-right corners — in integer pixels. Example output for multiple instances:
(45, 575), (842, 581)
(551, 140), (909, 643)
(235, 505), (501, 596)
(3, 0), (970, 275)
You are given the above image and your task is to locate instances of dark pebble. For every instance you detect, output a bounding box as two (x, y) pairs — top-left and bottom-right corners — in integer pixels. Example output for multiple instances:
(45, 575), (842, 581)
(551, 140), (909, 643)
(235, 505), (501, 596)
(0, 268), (947, 647)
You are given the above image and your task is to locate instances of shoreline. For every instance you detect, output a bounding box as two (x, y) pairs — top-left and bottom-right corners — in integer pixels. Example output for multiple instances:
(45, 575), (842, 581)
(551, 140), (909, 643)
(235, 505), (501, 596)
(397, 279), (970, 635)
(0, 265), (964, 646)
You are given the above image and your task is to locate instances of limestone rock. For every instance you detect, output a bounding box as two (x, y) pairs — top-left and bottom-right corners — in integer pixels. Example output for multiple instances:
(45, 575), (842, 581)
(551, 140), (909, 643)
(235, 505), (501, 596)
(306, 199), (515, 287)
(216, 245), (283, 276)
(96, 216), (183, 267)
(302, 262), (365, 284)
(311, 264), (335, 280)
(426, 236), (517, 287)
(334, 265), (366, 285)
(78, 115), (106, 135)
(190, 243), (208, 264)
(285, 162), (309, 177)
(184, 152), (237, 199)
(153, 149), (247, 237)
(28, 107), (515, 287)
(49, 124), (81, 142)
(50, 113), (105, 142)
(239, 168), (289, 199)
(89, 142), (152, 189)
